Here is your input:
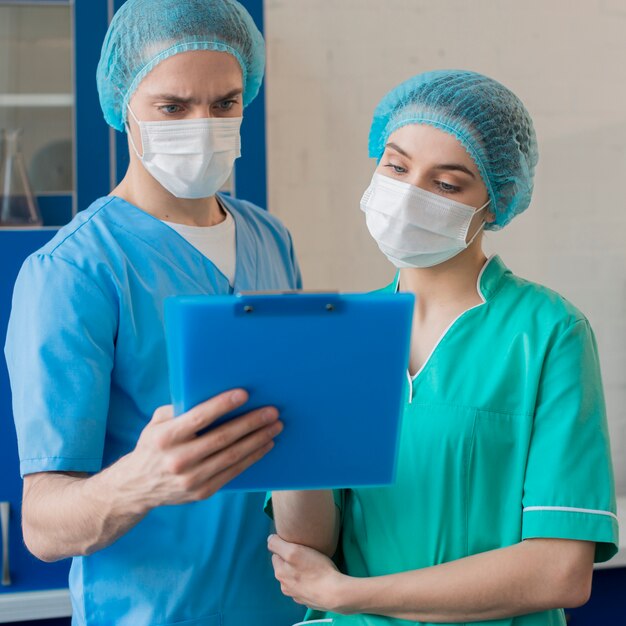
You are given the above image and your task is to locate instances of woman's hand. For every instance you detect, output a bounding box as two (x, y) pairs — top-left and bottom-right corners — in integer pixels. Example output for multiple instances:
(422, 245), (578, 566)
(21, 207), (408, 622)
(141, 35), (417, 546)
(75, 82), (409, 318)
(268, 534), (351, 613)
(270, 537), (595, 623)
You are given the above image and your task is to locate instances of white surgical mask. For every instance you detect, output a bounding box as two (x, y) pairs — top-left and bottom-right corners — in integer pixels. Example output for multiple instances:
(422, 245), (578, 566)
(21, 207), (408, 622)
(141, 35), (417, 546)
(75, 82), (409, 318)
(360, 173), (490, 268)
(127, 106), (242, 199)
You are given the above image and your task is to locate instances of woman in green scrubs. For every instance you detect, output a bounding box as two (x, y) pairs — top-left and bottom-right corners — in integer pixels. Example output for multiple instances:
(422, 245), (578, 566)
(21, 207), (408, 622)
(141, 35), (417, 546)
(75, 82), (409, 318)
(267, 70), (619, 626)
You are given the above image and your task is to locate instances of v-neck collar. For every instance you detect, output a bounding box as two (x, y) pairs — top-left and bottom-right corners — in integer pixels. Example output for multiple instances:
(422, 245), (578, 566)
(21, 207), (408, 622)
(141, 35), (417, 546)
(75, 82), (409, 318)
(388, 254), (509, 301)
(104, 193), (259, 294)
(384, 255), (510, 400)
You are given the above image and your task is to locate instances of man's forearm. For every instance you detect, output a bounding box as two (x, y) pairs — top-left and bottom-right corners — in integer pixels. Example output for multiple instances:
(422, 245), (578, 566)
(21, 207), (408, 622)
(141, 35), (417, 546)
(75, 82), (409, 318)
(271, 490), (339, 557)
(22, 392), (286, 562)
(22, 455), (150, 562)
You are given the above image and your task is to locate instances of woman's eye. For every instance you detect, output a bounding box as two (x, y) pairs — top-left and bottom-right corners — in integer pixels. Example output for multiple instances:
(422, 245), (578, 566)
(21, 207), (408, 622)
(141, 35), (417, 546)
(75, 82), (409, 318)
(159, 104), (183, 115)
(436, 180), (461, 193)
(384, 163), (407, 175)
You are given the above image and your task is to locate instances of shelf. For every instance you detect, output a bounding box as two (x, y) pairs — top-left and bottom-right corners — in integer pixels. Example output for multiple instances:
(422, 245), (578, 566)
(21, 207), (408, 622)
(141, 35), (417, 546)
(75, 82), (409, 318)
(0, 226), (61, 231)
(0, 589), (71, 623)
(0, 94), (73, 108)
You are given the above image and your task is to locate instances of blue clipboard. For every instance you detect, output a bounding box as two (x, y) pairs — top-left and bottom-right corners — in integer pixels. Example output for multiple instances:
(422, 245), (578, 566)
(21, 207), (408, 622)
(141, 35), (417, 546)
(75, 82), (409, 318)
(164, 291), (414, 492)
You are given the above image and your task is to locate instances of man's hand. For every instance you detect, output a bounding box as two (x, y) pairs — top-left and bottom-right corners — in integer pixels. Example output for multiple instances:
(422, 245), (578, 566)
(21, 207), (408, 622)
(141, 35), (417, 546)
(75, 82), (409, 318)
(22, 389), (282, 561)
(123, 389), (282, 509)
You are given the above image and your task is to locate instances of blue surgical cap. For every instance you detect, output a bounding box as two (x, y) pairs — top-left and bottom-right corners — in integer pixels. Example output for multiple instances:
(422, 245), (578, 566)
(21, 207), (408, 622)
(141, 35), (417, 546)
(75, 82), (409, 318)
(97, 0), (265, 132)
(369, 70), (539, 230)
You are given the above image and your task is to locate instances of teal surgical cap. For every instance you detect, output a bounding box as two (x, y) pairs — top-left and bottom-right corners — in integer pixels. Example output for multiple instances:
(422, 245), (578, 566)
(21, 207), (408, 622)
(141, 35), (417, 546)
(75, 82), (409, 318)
(369, 70), (539, 230)
(97, 0), (265, 132)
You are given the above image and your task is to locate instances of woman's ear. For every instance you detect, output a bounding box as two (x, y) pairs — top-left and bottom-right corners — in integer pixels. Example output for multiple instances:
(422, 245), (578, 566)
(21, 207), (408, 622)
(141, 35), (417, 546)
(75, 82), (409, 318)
(485, 210), (496, 223)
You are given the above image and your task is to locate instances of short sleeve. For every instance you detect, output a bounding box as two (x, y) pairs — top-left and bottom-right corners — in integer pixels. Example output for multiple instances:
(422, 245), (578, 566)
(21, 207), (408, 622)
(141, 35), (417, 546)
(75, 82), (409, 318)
(4, 254), (117, 476)
(522, 319), (619, 562)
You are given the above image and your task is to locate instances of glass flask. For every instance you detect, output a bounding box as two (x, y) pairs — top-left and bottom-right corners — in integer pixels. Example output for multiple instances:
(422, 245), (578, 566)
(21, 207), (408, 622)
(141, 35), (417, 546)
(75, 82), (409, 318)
(0, 128), (43, 227)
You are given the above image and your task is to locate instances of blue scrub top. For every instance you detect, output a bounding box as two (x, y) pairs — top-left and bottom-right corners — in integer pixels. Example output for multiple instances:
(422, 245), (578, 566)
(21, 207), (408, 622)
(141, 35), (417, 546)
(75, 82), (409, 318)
(5, 194), (306, 626)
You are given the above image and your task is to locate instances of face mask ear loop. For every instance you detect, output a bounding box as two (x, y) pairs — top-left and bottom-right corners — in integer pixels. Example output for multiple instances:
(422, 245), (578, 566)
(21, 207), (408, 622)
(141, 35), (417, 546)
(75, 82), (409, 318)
(126, 105), (144, 159)
(466, 200), (491, 247)
(467, 220), (486, 247)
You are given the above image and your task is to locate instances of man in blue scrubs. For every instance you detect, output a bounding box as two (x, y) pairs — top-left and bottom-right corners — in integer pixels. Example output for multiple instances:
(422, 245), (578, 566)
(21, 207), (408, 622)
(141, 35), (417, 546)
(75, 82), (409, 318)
(4, 1), (305, 625)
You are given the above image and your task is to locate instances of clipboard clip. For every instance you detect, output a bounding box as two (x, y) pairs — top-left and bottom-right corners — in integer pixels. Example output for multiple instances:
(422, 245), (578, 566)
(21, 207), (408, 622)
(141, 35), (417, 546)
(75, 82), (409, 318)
(237, 290), (339, 296)
(234, 291), (342, 316)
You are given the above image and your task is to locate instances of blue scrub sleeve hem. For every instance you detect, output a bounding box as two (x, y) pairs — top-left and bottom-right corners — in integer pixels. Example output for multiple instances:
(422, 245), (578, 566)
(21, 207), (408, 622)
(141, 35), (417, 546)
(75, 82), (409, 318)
(522, 508), (619, 563)
(20, 456), (102, 478)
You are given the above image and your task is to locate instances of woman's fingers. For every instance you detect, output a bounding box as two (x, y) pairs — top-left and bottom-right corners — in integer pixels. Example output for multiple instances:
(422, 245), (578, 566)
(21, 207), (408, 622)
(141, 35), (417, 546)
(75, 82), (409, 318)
(271, 553), (304, 604)
(268, 533), (299, 563)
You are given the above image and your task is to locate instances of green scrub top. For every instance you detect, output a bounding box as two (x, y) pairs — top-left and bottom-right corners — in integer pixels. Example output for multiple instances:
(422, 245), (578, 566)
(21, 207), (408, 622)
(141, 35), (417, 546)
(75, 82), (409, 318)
(268, 255), (618, 626)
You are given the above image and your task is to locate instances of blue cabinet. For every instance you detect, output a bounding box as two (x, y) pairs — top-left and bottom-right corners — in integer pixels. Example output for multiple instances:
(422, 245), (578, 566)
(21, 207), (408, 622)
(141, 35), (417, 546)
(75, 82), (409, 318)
(0, 0), (266, 613)
(565, 567), (626, 624)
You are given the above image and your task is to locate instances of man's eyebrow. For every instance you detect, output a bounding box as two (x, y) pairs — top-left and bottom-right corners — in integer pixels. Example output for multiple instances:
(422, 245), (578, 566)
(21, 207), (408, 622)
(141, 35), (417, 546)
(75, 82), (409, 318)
(147, 88), (243, 103)
(148, 94), (195, 104)
(215, 88), (243, 101)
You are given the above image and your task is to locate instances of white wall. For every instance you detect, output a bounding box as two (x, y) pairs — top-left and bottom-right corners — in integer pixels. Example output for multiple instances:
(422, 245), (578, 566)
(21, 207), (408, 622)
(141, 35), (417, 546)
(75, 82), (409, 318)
(264, 0), (626, 493)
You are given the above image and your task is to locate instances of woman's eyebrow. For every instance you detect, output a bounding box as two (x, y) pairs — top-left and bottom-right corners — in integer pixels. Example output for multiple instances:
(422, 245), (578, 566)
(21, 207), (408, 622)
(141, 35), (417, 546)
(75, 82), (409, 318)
(386, 142), (476, 179)
(432, 163), (476, 179)
(386, 142), (411, 158)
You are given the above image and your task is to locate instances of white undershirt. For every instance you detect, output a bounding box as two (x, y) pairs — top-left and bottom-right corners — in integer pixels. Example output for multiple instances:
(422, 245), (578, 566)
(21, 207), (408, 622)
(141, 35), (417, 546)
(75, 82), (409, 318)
(163, 209), (236, 285)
